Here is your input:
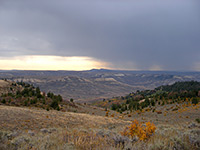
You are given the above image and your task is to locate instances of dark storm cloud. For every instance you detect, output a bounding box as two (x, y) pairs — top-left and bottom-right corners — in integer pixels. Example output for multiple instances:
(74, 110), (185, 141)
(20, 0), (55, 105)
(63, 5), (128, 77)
(0, 0), (200, 70)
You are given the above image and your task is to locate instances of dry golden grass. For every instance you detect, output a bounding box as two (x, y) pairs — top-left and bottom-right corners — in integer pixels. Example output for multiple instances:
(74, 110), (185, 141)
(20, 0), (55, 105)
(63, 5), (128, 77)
(0, 103), (199, 150)
(0, 105), (129, 131)
(0, 80), (9, 88)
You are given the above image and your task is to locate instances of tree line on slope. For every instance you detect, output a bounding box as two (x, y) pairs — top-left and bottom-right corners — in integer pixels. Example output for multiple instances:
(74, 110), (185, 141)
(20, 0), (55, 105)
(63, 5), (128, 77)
(0, 81), (63, 111)
(110, 81), (200, 113)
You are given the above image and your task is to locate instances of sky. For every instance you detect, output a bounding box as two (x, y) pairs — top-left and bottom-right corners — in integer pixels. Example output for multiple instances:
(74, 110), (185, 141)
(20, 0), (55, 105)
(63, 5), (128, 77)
(0, 0), (200, 71)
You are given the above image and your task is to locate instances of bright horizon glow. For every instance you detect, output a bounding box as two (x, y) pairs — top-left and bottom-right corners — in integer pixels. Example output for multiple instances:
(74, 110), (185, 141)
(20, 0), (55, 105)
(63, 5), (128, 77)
(0, 55), (110, 71)
(0, 55), (199, 71)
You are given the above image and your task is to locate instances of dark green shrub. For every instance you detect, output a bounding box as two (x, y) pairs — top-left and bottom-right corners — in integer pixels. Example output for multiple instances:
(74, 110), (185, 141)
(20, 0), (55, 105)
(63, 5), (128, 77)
(172, 108), (178, 111)
(70, 98), (74, 102)
(1, 99), (6, 104)
(50, 100), (59, 109)
(151, 100), (155, 106)
(24, 100), (28, 106)
(192, 97), (199, 105)
(43, 99), (46, 104)
(195, 118), (200, 123)
(30, 99), (37, 104)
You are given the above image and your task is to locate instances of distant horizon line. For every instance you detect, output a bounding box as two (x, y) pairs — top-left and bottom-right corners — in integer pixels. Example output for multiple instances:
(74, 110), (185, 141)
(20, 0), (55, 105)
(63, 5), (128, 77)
(0, 68), (200, 73)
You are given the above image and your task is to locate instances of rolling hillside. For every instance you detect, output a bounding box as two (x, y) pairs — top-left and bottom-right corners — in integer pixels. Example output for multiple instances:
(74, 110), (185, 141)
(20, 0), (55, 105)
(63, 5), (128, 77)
(1, 70), (200, 101)
(0, 80), (199, 149)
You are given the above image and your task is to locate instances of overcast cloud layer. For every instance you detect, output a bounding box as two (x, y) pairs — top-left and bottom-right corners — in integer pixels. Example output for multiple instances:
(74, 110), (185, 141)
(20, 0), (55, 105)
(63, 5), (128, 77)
(0, 0), (200, 71)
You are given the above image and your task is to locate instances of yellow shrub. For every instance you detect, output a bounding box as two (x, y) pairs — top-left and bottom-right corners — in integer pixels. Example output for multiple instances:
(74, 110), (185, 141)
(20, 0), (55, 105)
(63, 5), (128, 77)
(111, 114), (114, 117)
(105, 111), (109, 117)
(122, 120), (156, 141)
(145, 122), (156, 137)
(121, 127), (129, 136)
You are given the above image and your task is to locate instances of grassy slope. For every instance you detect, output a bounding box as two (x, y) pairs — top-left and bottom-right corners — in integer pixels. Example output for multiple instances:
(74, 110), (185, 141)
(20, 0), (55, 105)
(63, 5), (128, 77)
(0, 102), (200, 150)
(0, 105), (129, 150)
(0, 105), (128, 131)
